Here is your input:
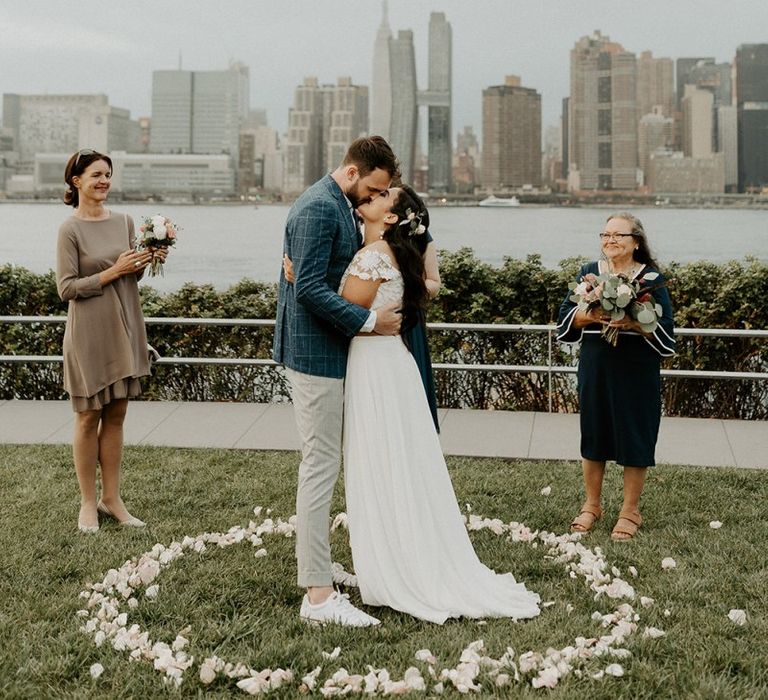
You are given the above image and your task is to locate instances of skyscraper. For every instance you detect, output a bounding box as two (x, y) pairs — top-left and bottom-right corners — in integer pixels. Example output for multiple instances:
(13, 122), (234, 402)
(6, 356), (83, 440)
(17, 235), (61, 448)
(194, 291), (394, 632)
(326, 77), (369, 171)
(717, 105), (738, 191)
(637, 107), (674, 178)
(151, 71), (193, 153)
(426, 12), (452, 192)
(4, 94), (108, 167)
(283, 77), (368, 193)
(735, 44), (768, 192)
(370, 1), (392, 139)
(682, 85), (714, 158)
(569, 31), (638, 191)
(150, 63), (249, 158)
(481, 76), (541, 190)
(389, 30), (418, 182)
(636, 51), (674, 117)
(676, 57), (714, 109)
(283, 77), (326, 194)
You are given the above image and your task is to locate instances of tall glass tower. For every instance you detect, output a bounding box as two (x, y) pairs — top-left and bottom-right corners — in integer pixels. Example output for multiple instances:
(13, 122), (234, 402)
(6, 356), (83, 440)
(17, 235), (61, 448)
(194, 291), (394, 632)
(426, 12), (452, 192)
(370, 1), (392, 140)
(735, 44), (768, 192)
(389, 30), (418, 182)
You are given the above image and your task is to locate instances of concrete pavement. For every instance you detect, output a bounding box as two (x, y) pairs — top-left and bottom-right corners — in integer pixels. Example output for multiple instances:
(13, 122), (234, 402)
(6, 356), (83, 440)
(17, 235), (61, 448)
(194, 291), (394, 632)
(0, 400), (765, 469)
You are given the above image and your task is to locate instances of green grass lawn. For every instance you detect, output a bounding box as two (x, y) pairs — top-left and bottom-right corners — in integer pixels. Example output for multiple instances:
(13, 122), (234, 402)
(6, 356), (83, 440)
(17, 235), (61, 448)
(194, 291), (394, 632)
(1, 444), (766, 698)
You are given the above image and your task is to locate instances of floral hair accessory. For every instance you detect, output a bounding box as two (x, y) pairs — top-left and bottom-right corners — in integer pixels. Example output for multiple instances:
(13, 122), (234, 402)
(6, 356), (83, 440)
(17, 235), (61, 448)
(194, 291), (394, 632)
(398, 208), (426, 236)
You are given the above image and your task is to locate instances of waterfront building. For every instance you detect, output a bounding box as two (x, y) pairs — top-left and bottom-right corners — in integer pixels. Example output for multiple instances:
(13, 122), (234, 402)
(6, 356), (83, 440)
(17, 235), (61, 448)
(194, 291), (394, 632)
(425, 11), (452, 192)
(648, 150), (724, 194)
(389, 30), (418, 182)
(735, 43), (768, 192)
(33, 152), (235, 197)
(569, 31), (638, 191)
(283, 77), (367, 193)
(482, 75), (542, 190)
(150, 71), (193, 153)
(2, 93), (137, 170)
(283, 77), (327, 194)
(682, 85), (714, 158)
(239, 125), (279, 193)
(637, 51), (674, 117)
(561, 97), (569, 179)
(453, 125), (479, 194)
(687, 61), (732, 109)
(326, 78), (369, 171)
(676, 57), (715, 109)
(371, 0), (392, 139)
(638, 107), (675, 181)
(717, 105), (738, 191)
(150, 63), (249, 160)
(192, 62), (249, 159)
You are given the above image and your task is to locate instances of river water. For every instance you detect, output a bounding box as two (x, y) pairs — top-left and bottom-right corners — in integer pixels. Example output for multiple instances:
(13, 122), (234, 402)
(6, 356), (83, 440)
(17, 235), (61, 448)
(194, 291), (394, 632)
(1, 202), (765, 292)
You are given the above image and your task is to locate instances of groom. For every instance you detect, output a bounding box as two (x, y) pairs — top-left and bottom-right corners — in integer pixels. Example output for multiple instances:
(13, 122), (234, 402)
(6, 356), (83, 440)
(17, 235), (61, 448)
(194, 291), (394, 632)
(273, 136), (401, 626)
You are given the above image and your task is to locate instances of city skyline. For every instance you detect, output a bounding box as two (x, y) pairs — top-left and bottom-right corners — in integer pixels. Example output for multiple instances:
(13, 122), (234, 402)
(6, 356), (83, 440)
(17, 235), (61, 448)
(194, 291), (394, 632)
(1, 0), (766, 139)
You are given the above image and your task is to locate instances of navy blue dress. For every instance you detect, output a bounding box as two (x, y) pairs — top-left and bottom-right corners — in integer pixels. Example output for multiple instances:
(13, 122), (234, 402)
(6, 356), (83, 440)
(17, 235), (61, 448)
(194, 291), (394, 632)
(404, 230), (439, 432)
(556, 261), (675, 467)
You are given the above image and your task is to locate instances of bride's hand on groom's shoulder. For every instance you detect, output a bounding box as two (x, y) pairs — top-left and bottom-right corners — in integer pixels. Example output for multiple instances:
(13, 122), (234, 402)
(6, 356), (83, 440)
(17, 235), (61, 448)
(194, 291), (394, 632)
(374, 302), (402, 335)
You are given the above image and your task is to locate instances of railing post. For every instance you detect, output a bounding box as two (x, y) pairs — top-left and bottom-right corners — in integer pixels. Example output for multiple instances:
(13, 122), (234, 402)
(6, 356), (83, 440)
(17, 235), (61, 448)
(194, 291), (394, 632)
(547, 329), (553, 413)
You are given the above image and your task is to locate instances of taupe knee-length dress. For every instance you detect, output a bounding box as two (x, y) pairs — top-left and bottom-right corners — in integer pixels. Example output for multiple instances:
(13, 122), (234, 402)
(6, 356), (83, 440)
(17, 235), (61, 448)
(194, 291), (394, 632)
(56, 211), (150, 412)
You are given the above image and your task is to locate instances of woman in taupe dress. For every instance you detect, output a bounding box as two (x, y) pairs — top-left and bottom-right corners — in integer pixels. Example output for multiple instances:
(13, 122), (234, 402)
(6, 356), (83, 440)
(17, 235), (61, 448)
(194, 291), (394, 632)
(56, 149), (164, 533)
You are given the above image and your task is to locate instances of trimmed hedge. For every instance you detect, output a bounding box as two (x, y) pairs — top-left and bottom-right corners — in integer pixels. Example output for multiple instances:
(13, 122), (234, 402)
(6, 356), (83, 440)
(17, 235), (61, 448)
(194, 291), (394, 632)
(1, 251), (766, 419)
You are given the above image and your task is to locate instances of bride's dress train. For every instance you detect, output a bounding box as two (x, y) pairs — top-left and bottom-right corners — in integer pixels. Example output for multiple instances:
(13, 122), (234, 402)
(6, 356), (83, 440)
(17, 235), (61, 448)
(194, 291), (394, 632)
(342, 250), (540, 624)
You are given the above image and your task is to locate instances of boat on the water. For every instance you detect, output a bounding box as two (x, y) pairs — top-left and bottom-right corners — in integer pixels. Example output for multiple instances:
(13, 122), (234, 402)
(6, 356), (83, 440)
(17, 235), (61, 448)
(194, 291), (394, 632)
(478, 195), (521, 208)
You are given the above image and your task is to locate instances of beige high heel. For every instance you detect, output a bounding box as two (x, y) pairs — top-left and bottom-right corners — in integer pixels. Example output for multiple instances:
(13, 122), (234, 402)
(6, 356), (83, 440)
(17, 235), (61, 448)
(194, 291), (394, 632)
(78, 504), (99, 534)
(97, 500), (146, 528)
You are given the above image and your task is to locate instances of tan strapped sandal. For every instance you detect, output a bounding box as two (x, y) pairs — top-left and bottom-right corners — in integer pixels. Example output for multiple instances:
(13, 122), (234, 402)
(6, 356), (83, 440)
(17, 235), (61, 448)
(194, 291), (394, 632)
(611, 511), (642, 541)
(570, 504), (603, 533)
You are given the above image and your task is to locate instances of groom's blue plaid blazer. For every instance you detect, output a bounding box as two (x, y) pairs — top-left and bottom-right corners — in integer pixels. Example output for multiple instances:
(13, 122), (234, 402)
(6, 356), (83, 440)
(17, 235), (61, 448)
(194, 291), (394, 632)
(273, 175), (369, 378)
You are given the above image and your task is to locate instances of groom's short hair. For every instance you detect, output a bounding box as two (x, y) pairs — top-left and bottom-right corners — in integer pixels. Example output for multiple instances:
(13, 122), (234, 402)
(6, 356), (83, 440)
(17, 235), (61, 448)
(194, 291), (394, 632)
(343, 136), (400, 179)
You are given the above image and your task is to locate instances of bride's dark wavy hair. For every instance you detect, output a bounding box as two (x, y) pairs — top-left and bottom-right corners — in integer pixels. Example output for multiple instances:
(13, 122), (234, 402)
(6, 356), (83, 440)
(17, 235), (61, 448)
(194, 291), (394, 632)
(381, 184), (429, 343)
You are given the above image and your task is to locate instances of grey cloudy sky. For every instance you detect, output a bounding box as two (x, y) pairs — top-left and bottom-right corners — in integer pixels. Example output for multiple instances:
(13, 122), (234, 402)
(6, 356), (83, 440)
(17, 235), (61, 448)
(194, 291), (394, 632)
(1, 0), (765, 140)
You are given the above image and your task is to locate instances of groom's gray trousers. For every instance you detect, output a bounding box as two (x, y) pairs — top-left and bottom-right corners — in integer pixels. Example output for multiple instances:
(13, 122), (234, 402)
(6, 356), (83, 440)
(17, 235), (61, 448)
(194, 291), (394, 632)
(286, 367), (344, 588)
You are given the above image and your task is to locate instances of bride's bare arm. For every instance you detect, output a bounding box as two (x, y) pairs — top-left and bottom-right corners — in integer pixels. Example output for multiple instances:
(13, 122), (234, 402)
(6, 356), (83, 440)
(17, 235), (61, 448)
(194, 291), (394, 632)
(340, 275), (381, 309)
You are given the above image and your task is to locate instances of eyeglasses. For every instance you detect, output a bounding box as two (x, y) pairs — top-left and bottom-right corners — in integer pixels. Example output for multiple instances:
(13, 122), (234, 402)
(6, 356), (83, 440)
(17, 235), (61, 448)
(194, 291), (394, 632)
(74, 148), (97, 166)
(599, 232), (634, 241)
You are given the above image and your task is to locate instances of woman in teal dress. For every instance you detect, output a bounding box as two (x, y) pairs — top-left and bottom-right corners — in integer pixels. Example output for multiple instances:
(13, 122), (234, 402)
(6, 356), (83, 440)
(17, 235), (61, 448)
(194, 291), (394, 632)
(401, 196), (441, 432)
(556, 213), (675, 541)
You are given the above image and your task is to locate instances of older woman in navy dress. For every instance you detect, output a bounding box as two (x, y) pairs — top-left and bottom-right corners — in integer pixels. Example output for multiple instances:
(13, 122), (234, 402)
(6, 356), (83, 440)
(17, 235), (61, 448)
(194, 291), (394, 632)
(557, 213), (675, 540)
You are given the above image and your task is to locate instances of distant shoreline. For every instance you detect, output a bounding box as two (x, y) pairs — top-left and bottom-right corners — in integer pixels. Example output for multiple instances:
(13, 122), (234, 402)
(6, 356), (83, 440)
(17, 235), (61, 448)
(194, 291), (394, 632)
(2, 196), (768, 210)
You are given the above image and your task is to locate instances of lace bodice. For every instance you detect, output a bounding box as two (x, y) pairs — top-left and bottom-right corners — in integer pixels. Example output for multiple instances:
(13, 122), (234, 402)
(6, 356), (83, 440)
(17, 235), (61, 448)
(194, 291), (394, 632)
(339, 248), (403, 311)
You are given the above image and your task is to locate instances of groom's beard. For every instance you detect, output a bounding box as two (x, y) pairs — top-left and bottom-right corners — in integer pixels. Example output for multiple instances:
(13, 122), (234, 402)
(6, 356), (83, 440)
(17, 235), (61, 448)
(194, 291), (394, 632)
(347, 181), (371, 209)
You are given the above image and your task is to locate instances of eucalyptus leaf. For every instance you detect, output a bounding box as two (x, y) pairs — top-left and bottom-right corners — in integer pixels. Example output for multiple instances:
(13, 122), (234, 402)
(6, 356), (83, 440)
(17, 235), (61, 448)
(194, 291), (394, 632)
(616, 293), (631, 308)
(643, 272), (659, 281)
(601, 298), (614, 310)
(637, 308), (656, 324)
(655, 303), (663, 316)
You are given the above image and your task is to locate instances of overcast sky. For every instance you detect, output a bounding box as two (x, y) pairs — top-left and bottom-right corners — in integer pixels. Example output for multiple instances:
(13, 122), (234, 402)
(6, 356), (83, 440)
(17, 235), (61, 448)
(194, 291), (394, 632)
(1, 0), (765, 141)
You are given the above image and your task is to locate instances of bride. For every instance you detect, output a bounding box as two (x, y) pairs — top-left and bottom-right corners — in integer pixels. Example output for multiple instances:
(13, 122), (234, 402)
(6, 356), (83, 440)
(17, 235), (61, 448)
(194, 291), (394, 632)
(339, 184), (541, 624)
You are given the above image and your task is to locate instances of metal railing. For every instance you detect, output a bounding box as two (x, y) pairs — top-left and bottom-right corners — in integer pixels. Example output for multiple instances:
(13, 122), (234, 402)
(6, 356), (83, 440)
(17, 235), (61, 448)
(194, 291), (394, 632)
(2, 316), (767, 412)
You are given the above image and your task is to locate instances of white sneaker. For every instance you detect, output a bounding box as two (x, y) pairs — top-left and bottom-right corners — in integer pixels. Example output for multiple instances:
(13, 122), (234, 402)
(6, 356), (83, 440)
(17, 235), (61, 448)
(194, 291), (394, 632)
(300, 591), (380, 627)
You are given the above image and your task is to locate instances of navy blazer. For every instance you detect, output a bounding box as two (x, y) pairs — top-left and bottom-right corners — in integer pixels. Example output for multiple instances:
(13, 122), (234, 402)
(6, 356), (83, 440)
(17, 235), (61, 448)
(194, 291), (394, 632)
(273, 175), (370, 378)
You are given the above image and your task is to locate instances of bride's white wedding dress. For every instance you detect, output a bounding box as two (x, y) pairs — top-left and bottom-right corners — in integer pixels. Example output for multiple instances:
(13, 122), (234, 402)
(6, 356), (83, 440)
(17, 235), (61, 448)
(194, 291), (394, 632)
(340, 248), (541, 624)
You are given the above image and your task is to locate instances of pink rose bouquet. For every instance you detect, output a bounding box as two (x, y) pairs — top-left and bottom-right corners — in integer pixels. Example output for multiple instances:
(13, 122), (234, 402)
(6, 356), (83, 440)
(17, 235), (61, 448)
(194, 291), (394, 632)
(136, 214), (179, 276)
(569, 271), (666, 346)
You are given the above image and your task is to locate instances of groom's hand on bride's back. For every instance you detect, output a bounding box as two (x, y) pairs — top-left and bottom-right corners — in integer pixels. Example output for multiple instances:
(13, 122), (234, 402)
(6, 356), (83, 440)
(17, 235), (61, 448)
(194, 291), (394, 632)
(374, 302), (402, 335)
